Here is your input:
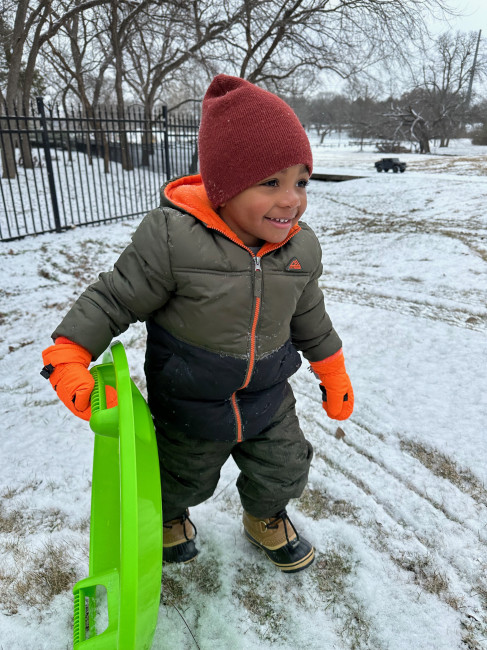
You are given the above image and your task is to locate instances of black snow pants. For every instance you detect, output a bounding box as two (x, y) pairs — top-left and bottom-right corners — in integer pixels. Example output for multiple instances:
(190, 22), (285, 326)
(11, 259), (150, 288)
(154, 385), (313, 521)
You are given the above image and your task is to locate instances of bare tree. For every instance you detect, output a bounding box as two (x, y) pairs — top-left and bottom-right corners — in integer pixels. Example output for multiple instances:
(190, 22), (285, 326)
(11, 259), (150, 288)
(420, 31), (486, 145)
(44, 6), (111, 111)
(383, 31), (487, 152)
(469, 97), (487, 144)
(1, 0), (460, 177)
(0, 0), (111, 178)
(200, 0), (456, 94)
(122, 0), (253, 115)
(119, 0), (255, 170)
(300, 93), (351, 142)
(383, 97), (433, 152)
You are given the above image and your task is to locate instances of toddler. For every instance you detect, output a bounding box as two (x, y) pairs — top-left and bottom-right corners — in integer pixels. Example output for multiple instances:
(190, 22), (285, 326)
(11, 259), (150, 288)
(42, 74), (354, 573)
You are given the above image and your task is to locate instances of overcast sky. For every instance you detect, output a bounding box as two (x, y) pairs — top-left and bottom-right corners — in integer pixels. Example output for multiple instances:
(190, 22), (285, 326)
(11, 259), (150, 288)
(316, 0), (486, 96)
(437, 0), (486, 33)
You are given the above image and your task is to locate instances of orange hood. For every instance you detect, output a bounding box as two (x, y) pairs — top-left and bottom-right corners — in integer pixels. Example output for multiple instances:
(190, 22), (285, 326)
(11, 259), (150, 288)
(163, 174), (301, 256)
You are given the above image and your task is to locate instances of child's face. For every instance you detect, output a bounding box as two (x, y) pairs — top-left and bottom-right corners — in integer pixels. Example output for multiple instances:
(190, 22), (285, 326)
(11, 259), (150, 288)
(218, 164), (309, 247)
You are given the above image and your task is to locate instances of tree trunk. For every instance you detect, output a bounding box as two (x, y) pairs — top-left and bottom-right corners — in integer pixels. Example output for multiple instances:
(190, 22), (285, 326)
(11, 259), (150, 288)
(411, 115), (431, 154)
(111, 0), (132, 171)
(142, 100), (154, 168)
(19, 5), (49, 171)
(419, 136), (430, 153)
(19, 101), (34, 170)
(0, 113), (18, 179)
(2, 0), (30, 178)
(319, 128), (330, 144)
(2, 0), (113, 178)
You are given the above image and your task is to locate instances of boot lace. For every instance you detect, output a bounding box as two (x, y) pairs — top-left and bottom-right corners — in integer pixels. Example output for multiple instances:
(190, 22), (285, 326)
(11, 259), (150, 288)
(163, 510), (197, 541)
(265, 510), (299, 544)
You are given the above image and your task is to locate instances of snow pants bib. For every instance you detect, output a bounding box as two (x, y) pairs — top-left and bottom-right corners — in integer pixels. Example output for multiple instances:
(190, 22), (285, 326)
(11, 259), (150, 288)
(154, 385), (313, 521)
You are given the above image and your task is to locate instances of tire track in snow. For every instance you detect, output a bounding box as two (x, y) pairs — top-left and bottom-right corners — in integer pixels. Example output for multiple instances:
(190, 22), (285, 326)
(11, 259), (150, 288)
(307, 451), (487, 648)
(313, 192), (487, 264)
(318, 283), (487, 332)
(295, 391), (487, 615)
(319, 193), (487, 235)
(301, 400), (487, 552)
(332, 421), (487, 545)
(295, 388), (487, 535)
(300, 432), (487, 645)
(349, 415), (487, 509)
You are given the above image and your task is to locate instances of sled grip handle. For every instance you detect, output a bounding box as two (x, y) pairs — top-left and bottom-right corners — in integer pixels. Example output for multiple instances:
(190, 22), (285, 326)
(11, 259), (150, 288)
(73, 570), (119, 647)
(89, 364), (119, 437)
(89, 341), (134, 438)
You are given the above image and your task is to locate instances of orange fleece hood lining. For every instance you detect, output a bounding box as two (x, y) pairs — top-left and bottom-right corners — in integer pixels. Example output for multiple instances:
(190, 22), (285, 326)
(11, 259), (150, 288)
(164, 174), (301, 256)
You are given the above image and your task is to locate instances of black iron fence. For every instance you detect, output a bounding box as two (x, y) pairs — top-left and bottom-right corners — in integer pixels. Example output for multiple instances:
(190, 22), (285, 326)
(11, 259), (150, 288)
(0, 99), (200, 241)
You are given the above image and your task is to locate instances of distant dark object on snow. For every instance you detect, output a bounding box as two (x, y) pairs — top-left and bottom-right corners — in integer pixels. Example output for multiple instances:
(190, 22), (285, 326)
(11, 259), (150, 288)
(375, 158), (407, 173)
(375, 142), (410, 154)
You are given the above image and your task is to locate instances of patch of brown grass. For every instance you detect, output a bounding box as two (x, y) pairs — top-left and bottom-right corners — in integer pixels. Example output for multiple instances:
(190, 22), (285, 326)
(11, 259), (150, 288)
(0, 503), (25, 535)
(161, 551), (222, 608)
(400, 439), (487, 506)
(312, 548), (374, 649)
(233, 564), (284, 640)
(311, 548), (355, 598)
(298, 487), (360, 522)
(160, 573), (187, 607)
(1, 478), (42, 499)
(0, 539), (78, 615)
(391, 551), (449, 598)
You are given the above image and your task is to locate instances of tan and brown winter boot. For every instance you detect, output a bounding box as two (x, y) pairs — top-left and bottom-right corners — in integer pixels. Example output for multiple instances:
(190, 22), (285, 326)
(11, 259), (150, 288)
(163, 509), (198, 564)
(243, 510), (314, 573)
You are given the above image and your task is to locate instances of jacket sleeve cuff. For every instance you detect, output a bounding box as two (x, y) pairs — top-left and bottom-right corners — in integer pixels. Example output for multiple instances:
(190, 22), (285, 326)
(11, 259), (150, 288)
(309, 349), (344, 376)
(54, 336), (77, 345)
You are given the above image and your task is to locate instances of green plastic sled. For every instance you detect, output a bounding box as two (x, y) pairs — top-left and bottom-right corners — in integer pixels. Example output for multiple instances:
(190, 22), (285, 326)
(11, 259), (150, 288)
(72, 342), (162, 649)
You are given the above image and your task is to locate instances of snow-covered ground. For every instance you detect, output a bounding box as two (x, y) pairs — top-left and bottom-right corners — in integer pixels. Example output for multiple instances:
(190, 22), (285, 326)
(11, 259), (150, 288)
(310, 133), (487, 178)
(1, 140), (486, 649)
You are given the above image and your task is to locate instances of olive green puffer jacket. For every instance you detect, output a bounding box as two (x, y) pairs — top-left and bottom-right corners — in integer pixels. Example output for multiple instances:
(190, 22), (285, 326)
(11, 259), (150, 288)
(53, 174), (342, 442)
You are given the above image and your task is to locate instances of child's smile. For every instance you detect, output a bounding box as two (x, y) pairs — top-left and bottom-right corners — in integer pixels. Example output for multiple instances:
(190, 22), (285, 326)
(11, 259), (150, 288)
(266, 216), (296, 226)
(218, 164), (309, 247)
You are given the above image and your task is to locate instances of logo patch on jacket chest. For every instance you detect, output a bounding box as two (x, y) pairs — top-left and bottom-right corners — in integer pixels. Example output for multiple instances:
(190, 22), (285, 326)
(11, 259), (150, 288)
(286, 257), (302, 271)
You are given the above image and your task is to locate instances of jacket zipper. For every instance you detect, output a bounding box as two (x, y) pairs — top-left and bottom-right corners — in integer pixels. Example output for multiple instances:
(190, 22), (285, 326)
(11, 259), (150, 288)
(202, 224), (298, 442)
(231, 255), (262, 442)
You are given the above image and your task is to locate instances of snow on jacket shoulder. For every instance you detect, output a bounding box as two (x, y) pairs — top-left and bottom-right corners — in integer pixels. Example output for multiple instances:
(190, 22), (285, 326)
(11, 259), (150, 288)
(53, 174), (342, 442)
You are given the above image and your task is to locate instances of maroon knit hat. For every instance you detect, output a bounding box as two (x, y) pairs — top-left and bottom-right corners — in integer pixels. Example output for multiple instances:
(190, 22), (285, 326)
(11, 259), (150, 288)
(198, 74), (313, 208)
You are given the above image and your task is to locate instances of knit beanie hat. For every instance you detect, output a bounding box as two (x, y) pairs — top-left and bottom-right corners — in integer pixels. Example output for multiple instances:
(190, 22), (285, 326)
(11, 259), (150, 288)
(198, 74), (313, 208)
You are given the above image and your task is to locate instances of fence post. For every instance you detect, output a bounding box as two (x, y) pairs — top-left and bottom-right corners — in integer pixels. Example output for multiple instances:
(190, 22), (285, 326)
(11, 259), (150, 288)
(162, 105), (171, 181)
(36, 97), (62, 233)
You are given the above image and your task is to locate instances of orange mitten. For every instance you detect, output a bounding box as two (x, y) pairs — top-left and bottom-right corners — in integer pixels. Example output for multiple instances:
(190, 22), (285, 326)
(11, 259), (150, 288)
(310, 349), (354, 421)
(41, 337), (117, 421)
